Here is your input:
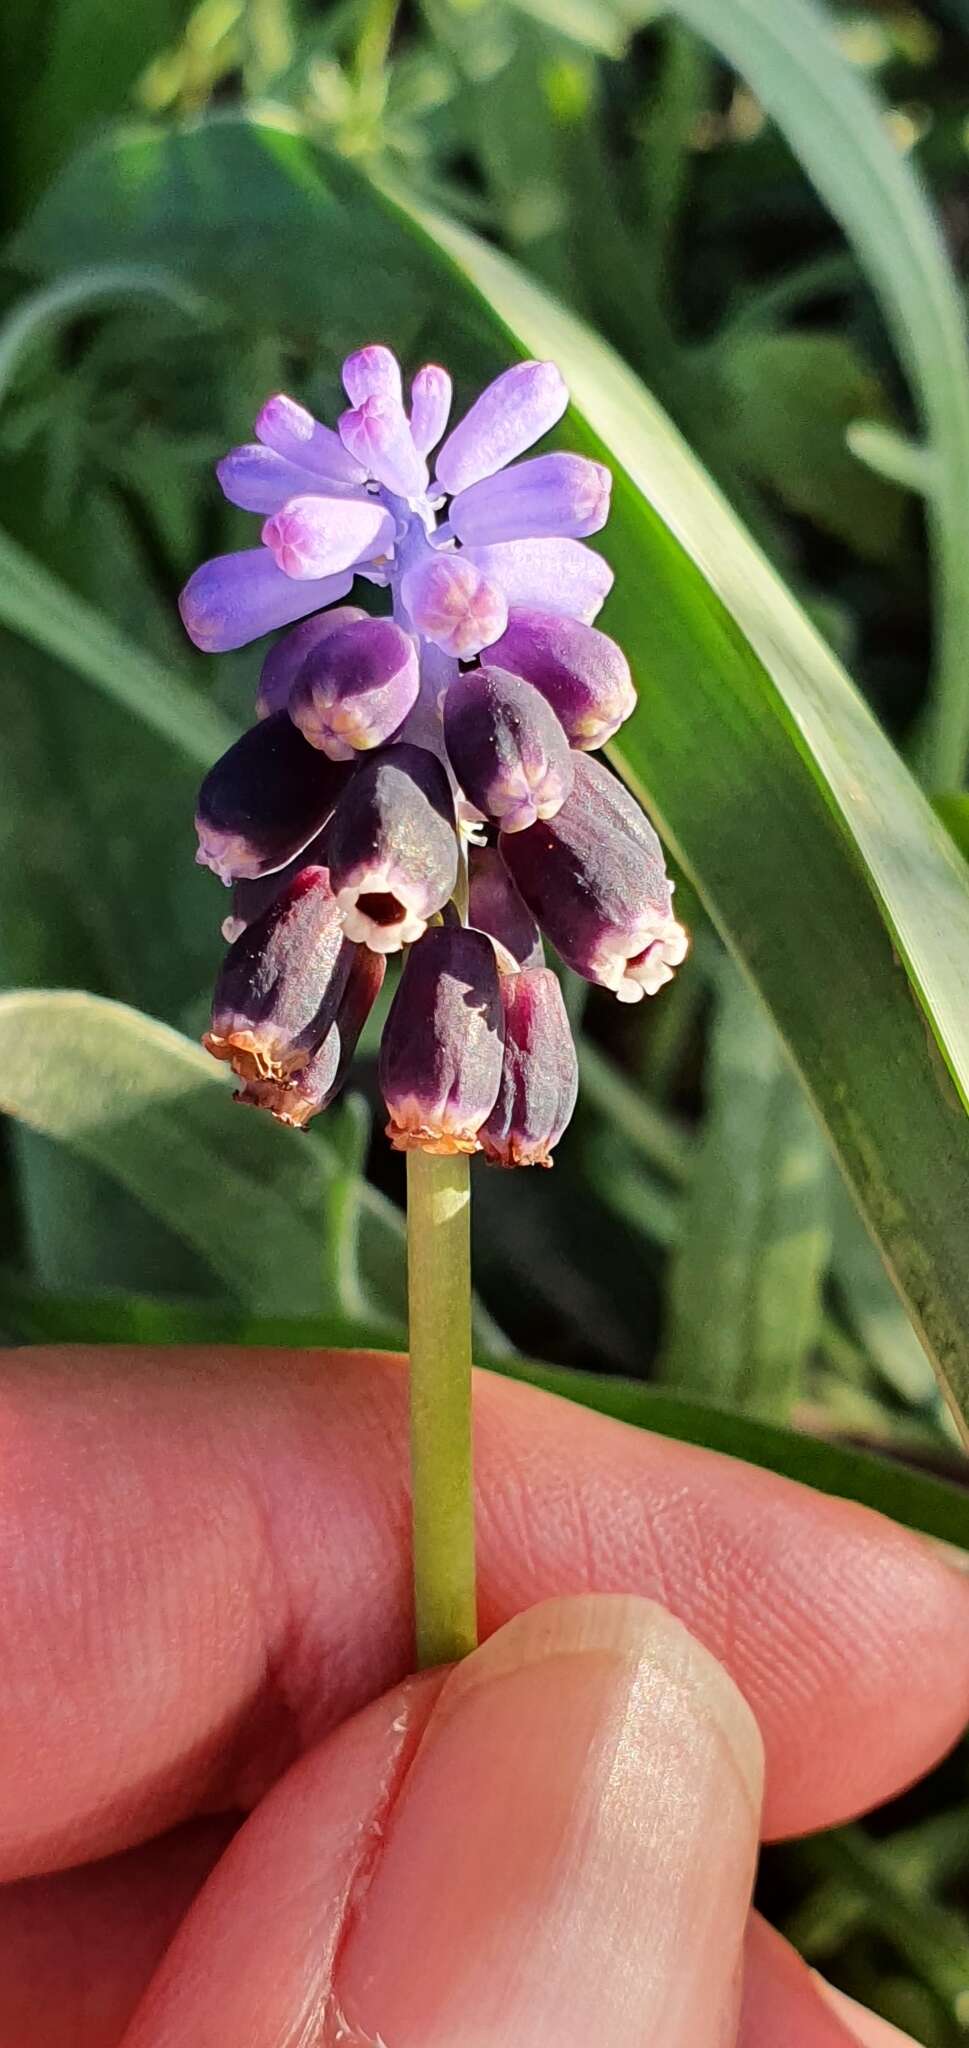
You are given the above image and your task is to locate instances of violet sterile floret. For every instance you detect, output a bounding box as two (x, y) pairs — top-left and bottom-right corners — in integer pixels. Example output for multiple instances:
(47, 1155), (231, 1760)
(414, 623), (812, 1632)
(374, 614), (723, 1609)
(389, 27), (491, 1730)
(184, 342), (688, 1157)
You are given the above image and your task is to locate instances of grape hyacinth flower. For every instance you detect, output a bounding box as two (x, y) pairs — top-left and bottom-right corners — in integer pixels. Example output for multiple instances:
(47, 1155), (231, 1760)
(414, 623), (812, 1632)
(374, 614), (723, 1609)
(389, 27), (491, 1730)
(183, 342), (688, 1160)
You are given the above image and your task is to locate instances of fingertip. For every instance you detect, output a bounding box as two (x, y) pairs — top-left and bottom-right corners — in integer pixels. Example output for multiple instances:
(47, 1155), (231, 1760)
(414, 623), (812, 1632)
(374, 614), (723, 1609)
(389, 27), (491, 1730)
(335, 1594), (762, 2046)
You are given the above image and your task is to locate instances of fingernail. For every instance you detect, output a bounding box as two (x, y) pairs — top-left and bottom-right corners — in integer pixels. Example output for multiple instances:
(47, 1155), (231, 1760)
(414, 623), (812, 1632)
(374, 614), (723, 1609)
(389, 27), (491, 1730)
(334, 1594), (763, 2047)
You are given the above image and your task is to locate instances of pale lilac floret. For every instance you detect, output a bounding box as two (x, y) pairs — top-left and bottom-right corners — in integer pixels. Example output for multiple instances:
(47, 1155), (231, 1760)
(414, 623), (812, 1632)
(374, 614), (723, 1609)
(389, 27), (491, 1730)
(179, 551), (354, 654)
(461, 539), (613, 622)
(218, 444), (355, 516)
(338, 394), (428, 501)
(400, 552), (508, 660)
(187, 343), (688, 1153)
(255, 394), (365, 485)
(262, 495), (395, 581)
(342, 344), (403, 408)
(433, 360), (568, 494)
(448, 454), (611, 546)
(409, 366), (452, 456)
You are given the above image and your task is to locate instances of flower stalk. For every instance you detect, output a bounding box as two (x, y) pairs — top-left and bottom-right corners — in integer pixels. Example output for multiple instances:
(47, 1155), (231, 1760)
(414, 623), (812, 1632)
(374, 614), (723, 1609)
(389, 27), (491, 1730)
(406, 1148), (477, 1668)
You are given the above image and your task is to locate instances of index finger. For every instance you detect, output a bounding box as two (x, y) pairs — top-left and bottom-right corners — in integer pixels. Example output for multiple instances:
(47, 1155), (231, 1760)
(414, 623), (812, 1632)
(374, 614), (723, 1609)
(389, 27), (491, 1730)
(1, 1345), (967, 1877)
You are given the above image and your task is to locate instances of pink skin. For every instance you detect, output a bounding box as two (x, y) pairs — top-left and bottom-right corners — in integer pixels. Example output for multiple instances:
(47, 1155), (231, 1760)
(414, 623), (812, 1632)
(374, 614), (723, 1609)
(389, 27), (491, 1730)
(0, 1346), (960, 2044)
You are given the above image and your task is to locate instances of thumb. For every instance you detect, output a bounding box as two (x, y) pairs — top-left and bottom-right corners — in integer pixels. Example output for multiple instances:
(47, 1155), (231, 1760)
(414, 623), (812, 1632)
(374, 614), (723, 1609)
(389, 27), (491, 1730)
(123, 1595), (763, 2047)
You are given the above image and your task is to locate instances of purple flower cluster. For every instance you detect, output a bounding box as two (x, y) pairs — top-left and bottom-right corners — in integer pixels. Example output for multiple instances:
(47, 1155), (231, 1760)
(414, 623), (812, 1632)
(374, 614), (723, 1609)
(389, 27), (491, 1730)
(183, 345), (687, 1163)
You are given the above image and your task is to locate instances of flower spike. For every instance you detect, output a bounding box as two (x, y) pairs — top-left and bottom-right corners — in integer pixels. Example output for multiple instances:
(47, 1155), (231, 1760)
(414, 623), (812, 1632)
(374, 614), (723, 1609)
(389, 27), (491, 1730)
(184, 343), (686, 1144)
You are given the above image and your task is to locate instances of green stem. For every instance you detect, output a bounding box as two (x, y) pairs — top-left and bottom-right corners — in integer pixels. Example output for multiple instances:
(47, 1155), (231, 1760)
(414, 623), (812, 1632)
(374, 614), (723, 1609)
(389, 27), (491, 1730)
(407, 1147), (477, 1668)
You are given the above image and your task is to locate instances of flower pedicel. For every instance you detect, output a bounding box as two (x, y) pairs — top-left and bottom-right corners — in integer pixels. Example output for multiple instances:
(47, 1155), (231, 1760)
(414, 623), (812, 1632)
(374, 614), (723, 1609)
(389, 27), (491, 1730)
(182, 344), (688, 1162)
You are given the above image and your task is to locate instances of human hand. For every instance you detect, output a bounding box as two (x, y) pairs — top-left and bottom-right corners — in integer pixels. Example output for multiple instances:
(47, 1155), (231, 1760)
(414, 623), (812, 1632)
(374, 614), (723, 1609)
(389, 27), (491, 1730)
(0, 1347), (965, 2045)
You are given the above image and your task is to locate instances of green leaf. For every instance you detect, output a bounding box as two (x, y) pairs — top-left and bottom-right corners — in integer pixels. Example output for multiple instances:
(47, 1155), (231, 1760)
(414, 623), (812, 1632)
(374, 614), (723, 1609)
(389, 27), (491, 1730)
(660, 964), (831, 1421)
(411, 196), (969, 1443)
(829, 1182), (939, 1413)
(0, 524), (234, 767)
(716, 329), (903, 561)
(0, 989), (407, 1327)
(0, 990), (511, 1354)
(845, 421), (939, 497)
(664, 0), (969, 784)
(933, 793), (969, 867)
(0, 264), (213, 406)
(11, 111), (435, 353)
(0, 0), (194, 217)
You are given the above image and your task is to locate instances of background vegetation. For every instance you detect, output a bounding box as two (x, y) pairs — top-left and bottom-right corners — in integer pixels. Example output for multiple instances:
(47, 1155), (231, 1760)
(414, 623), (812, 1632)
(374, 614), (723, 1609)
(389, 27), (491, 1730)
(2, 0), (969, 2034)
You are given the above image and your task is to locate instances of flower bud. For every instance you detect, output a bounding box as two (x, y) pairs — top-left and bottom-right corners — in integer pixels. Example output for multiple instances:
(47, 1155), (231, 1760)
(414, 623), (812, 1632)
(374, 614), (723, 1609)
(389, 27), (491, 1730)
(217, 443), (343, 516)
(435, 361), (568, 495)
(261, 494), (395, 581)
(443, 665), (573, 833)
(379, 926), (504, 1154)
(256, 606), (368, 719)
(338, 394), (428, 500)
(461, 539), (612, 624)
(467, 844), (543, 969)
(324, 742), (458, 950)
(255, 393), (365, 486)
(486, 607), (635, 750)
(399, 550), (507, 660)
(234, 940), (385, 1126)
(289, 617), (419, 760)
(195, 713), (352, 884)
(480, 968), (578, 1167)
(449, 453), (611, 546)
(409, 365), (452, 456)
(179, 550), (353, 654)
(342, 345), (403, 408)
(500, 752), (688, 1002)
(203, 866), (353, 1093)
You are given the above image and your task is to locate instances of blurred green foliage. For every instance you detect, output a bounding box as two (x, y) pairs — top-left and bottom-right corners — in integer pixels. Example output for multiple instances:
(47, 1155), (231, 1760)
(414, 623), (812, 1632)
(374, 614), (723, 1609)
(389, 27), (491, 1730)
(1, 0), (968, 2033)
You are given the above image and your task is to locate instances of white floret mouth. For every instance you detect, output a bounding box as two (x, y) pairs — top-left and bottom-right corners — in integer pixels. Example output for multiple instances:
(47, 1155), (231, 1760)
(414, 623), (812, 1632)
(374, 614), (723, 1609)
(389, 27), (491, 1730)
(336, 867), (429, 952)
(598, 914), (691, 1003)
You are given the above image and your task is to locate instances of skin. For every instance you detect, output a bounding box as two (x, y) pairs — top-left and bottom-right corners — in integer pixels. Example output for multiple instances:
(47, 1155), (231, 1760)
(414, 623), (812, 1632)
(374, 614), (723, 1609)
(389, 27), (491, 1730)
(0, 1346), (964, 2045)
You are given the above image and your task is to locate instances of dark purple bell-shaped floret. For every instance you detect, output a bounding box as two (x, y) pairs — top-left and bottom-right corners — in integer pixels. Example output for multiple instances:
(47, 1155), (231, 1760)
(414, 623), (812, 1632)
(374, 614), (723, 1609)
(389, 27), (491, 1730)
(480, 967), (578, 1168)
(289, 616), (419, 761)
(324, 742), (458, 952)
(234, 939), (386, 1126)
(443, 666), (573, 833)
(467, 844), (544, 970)
(379, 926), (504, 1155)
(256, 605), (368, 720)
(203, 866), (354, 1092)
(195, 713), (352, 885)
(500, 752), (688, 1002)
(485, 608), (636, 751)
